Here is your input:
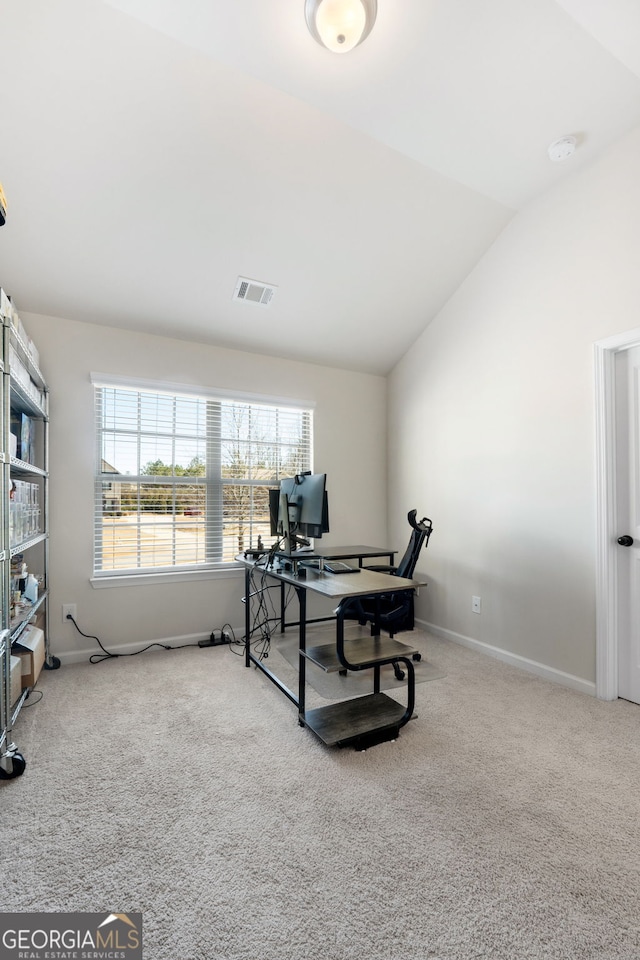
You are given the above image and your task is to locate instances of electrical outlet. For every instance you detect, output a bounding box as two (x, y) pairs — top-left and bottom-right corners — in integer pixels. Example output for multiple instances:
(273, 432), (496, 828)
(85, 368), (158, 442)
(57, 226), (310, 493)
(62, 603), (77, 623)
(472, 596), (482, 614)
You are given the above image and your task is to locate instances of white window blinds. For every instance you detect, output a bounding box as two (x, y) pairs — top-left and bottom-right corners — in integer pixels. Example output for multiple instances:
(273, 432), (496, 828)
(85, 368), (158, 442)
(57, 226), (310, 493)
(94, 382), (313, 575)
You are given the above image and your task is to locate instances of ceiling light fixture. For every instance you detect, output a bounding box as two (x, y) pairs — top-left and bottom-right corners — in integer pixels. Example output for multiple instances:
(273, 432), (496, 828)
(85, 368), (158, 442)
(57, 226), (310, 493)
(547, 136), (577, 162)
(305, 0), (377, 53)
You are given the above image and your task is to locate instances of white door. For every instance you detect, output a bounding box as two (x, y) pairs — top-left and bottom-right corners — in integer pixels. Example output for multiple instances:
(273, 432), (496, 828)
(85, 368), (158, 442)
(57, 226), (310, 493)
(616, 345), (640, 703)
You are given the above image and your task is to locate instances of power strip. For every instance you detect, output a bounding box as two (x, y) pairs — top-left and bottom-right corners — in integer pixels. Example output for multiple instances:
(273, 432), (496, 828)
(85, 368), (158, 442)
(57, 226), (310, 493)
(198, 631), (233, 648)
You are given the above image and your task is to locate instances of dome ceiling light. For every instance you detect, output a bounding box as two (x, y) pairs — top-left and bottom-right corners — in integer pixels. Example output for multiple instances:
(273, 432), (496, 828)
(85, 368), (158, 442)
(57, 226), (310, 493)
(305, 0), (377, 53)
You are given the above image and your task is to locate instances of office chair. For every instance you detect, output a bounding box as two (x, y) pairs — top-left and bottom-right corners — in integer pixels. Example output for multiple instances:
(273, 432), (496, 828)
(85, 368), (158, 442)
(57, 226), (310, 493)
(341, 510), (433, 678)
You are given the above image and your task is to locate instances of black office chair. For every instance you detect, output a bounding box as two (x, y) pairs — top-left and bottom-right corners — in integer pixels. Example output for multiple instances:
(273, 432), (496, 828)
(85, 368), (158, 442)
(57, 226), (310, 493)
(343, 510), (434, 638)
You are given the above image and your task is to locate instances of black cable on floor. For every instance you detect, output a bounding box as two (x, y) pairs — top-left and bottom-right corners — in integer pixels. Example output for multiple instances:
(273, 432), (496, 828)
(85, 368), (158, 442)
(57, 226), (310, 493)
(65, 614), (203, 664)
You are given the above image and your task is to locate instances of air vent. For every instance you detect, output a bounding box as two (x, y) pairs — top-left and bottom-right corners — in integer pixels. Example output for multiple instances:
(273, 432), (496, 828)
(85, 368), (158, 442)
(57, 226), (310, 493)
(233, 276), (278, 307)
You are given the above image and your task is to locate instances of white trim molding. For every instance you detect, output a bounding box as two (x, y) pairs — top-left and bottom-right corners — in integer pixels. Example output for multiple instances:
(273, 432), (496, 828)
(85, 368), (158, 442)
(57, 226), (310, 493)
(421, 619), (596, 697)
(91, 565), (244, 589)
(593, 326), (640, 700)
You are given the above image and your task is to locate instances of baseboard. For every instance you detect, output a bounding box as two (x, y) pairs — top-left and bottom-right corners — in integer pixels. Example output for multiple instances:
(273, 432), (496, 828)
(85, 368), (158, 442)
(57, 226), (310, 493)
(54, 621), (596, 698)
(419, 619), (597, 697)
(53, 632), (214, 665)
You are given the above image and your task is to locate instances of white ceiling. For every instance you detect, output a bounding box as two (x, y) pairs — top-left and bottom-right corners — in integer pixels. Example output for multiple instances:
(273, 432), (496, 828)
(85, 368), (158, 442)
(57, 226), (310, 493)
(1, 0), (640, 374)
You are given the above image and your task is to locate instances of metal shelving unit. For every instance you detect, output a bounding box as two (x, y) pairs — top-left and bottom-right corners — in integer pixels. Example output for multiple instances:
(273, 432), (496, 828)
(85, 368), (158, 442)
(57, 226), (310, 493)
(0, 289), (58, 780)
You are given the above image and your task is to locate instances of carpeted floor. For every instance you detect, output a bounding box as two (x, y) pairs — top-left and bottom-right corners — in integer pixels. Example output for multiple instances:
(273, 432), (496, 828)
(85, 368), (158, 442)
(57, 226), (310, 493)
(2, 631), (640, 960)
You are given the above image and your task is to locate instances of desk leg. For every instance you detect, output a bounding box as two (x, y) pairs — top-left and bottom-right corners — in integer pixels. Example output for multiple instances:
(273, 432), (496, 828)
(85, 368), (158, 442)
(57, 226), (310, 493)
(244, 567), (251, 667)
(297, 586), (306, 724)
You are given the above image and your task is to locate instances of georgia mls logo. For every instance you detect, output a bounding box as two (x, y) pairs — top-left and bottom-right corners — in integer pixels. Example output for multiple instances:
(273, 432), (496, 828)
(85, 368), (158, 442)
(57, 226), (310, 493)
(0, 911), (142, 960)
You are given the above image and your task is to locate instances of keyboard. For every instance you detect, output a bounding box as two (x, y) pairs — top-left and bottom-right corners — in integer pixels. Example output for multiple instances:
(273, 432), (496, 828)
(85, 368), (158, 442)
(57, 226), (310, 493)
(300, 559), (360, 574)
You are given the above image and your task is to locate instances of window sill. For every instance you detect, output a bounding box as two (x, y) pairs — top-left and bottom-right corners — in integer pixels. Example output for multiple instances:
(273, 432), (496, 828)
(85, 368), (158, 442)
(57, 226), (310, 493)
(90, 564), (244, 589)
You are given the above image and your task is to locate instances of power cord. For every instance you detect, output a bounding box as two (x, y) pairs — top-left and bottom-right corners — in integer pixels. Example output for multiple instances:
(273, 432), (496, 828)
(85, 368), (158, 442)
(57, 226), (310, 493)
(220, 622), (244, 654)
(235, 563), (295, 661)
(65, 613), (210, 664)
(22, 687), (43, 706)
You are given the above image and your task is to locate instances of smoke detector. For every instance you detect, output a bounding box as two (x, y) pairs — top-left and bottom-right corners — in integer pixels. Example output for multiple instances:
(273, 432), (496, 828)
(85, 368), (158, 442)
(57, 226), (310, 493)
(233, 276), (278, 307)
(548, 136), (577, 162)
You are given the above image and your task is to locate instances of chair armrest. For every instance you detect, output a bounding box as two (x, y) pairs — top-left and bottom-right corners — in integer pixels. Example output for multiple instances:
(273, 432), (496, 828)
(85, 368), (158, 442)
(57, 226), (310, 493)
(363, 564), (397, 574)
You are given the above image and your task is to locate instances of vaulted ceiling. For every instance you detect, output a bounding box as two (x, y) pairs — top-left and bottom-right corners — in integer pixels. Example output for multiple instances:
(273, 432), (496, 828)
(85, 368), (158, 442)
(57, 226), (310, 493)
(1, 0), (640, 373)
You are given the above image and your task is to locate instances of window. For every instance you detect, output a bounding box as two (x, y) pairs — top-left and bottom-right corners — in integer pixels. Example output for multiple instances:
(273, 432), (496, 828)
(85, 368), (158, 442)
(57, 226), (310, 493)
(93, 378), (313, 577)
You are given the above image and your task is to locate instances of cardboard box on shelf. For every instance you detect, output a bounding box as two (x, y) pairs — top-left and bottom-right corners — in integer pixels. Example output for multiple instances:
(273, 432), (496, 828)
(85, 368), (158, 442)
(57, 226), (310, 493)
(15, 625), (45, 689)
(10, 654), (22, 706)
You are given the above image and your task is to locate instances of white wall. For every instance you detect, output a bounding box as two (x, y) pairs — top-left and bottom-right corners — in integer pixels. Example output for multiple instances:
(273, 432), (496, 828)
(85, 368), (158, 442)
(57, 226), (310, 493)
(21, 314), (387, 662)
(388, 123), (640, 690)
(26, 123), (640, 682)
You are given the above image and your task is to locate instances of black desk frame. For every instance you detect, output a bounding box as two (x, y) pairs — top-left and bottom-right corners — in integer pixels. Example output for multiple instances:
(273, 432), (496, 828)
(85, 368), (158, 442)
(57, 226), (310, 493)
(241, 551), (421, 748)
(276, 544), (397, 633)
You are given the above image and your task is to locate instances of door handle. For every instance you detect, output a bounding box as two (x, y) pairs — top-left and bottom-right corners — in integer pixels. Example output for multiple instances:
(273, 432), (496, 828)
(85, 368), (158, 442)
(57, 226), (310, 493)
(617, 535), (634, 547)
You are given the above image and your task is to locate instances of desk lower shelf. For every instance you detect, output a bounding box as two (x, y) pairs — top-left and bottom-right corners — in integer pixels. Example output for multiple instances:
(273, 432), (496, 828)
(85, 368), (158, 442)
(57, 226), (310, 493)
(302, 693), (407, 747)
(305, 635), (418, 672)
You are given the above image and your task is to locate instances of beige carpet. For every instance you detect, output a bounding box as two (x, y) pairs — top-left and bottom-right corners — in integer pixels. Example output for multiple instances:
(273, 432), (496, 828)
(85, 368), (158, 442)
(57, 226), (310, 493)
(2, 631), (640, 960)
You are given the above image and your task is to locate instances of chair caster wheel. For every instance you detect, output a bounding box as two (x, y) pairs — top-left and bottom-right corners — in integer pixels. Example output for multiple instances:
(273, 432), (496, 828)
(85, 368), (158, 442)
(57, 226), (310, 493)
(339, 669), (347, 676)
(0, 751), (26, 779)
(393, 665), (405, 681)
(412, 653), (421, 662)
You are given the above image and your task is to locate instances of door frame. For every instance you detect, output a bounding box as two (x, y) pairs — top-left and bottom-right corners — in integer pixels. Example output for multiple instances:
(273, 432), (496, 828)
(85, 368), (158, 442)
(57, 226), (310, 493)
(594, 326), (640, 699)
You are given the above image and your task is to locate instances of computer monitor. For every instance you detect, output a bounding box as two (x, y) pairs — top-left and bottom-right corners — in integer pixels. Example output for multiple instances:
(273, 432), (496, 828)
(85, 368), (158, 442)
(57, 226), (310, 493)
(269, 472), (329, 553)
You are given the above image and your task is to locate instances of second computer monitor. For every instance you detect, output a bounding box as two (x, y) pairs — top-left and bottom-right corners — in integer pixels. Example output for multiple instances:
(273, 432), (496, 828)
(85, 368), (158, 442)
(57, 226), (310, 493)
(269, 472), (329, 549)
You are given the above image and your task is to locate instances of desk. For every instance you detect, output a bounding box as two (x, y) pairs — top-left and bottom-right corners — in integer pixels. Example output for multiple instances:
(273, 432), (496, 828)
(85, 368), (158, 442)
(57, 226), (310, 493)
(273, 544), (397, 630)
(239, 554), (424, 748)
